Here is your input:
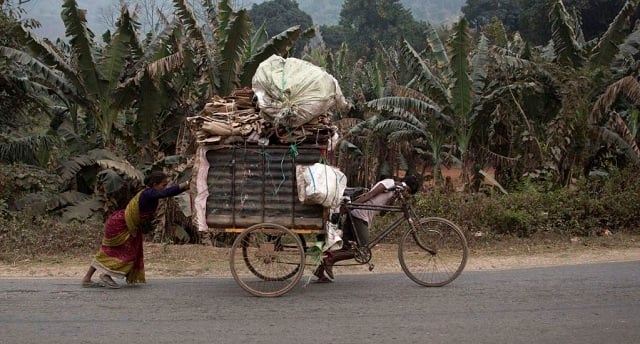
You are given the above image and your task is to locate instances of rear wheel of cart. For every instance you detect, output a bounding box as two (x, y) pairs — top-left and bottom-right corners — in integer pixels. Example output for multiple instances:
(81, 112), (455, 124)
(242, 234), (302, 282)
(230, 223), (305, 297)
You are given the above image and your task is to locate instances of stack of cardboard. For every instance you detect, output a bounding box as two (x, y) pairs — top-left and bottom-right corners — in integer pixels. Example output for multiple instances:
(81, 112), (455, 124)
(186, 89), (263, 145)
(187, 88), (336, 145)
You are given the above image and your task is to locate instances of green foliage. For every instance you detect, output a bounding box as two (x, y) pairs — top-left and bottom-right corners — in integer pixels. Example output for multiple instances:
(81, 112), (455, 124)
(4, 0), (640, 251)
(248, 0), (313, 53)
(482, 17), (509, 47)
(540, 2), (640, 183)
(292, 0), (464, 26)
(449, 19), (474, 120)
(0, 135), (58, 166)
(588, 0), (639, 67)
(464, 0), (628, 47)
(549, 0), (584, 68)
(2, 1), (163, 150)
(171, 0), (306, 98)
(492, 207), (535, 237)
(364, 17), (541, 190)
(584, 167), (640, 230)
(61, 0), (101, 101)
(0, 214), (102, 261)
(462, 0), (521, 32)
(0, 0), (40, 48)
(322, 0), (428, 59)
(409, 166), (640, 239)
(216, 7), (252, 96)
(0, 5), (53, 137)
(238, 25), (304, 87)
(0, 163), (63, 214)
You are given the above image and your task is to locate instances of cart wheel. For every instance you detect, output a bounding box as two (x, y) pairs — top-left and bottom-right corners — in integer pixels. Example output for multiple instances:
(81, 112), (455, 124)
(230, 223), (305, 297)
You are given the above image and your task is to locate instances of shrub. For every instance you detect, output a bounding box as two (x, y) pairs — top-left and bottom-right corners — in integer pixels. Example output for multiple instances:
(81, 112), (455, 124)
(492, 208), (534, 237)
(383, 166), (640, 243)
(0, 163), (62, 214)
(0, 214), (102, 261)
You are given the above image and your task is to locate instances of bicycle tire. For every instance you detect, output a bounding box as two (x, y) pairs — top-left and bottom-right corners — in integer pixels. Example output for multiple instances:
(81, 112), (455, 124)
(398, 217), (468, 287)
(230, 223), (305, 297)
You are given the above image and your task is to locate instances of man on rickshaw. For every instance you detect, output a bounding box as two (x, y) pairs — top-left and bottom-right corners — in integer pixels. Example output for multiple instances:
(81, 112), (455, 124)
(313, 175), (420, 282)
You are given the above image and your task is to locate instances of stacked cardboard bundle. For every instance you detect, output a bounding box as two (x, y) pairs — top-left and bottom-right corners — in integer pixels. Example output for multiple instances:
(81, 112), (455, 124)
(186, 89), (262, 144)
(272, 113), (335, 144)
(187, 88), (336, 145)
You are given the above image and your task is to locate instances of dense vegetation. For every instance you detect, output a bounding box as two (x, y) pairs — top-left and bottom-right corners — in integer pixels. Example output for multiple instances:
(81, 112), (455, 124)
(2, 0), (640, 255)
(295, 0), (465, 25)
(462, 0), (629, 45)
(415, 168), (640, 238)
(27, 0), (465, 38)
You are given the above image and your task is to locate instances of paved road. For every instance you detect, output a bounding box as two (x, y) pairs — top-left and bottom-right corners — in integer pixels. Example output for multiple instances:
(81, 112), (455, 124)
(1, 262), (639, 344)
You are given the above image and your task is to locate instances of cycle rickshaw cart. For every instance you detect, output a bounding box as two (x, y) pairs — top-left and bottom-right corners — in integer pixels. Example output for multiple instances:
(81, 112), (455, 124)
(191, 142), (469, 297)
(188, 57), (467, 297)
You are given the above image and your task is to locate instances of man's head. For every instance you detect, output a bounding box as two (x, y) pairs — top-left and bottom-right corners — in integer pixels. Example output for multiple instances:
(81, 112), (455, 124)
(402, 175), (420, 194)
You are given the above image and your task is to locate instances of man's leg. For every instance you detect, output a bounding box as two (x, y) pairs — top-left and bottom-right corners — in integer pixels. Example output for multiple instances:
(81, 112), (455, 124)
(323, 250), (355, 279)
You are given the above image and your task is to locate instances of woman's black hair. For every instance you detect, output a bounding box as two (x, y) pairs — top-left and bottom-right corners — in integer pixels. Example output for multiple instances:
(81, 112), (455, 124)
(403, 175), (420, 194)
(144, 171), (167, 187)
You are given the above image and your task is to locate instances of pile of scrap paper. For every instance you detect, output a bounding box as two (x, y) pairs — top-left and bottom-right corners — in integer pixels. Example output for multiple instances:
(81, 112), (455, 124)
(187, 55), (349, 146)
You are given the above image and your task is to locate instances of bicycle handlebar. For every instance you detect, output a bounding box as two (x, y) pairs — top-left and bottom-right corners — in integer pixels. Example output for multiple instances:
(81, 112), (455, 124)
(386, 182), (408, 193)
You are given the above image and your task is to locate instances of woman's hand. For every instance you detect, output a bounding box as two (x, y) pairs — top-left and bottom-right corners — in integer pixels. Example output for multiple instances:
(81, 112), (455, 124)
(180, 181), (190, 190)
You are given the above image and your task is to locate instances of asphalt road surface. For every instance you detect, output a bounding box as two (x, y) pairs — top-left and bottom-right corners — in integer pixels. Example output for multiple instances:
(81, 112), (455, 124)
(1, 262), (639, 344)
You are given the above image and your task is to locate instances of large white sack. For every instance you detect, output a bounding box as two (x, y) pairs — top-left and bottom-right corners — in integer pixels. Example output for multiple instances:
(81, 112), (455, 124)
(252, 55), (348, 127)
(296, 163), (347, 209)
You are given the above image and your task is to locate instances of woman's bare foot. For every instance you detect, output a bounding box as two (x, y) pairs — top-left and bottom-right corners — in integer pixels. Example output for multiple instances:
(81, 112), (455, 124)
(82, 266), (97, 284)
(99, 274), (121, 289)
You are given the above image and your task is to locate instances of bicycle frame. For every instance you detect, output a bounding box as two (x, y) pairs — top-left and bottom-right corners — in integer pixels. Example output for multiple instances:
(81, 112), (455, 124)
(229, 187), (468, 296)
(343, 190), (425, 251)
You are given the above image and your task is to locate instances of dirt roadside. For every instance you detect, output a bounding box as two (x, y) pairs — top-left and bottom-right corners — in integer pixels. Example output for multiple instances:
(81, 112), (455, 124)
(1, 233), (638, 279)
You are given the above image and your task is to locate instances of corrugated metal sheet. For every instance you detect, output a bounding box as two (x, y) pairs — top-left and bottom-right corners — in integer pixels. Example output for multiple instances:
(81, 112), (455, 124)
(204, 144), (325, 230)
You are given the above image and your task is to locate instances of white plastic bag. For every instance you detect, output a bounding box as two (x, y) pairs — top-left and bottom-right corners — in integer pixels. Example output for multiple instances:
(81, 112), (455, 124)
(296, 163), (347, 209)
(252, 55), (349, 127)
(323, 222), (343, 252)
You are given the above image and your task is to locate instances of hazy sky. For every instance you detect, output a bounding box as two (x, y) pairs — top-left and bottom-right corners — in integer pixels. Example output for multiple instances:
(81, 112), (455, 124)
(23, 0), (113, 39)
(22, 0), (461, 40)
(22, 0), (260, 40)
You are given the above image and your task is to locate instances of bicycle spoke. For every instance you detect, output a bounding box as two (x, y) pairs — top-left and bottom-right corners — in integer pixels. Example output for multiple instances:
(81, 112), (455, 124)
(399, 217), (468, 287)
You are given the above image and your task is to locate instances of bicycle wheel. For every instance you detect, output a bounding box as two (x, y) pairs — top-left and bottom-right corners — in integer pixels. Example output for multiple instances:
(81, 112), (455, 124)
(230, 223), (305, 297)
(398, 217), (468, 287)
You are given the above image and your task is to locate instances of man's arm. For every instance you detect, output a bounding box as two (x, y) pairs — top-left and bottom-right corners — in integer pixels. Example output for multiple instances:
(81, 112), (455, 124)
(353, 183), (388, 204)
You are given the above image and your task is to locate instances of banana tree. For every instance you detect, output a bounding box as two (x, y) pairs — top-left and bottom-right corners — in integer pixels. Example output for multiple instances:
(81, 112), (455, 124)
(368, 17), (562, 191)
(0, 0), (147, 148)
(329, 50), (400, 186)
(0, 2), (173, 220)
(364, 19), (481, 189)
(3, 2), (157, 161)
(171, 0), (310, 99)
(0, 54), (61, 166)
(588, 76), (640, 172)
(539, 0), (640, 183)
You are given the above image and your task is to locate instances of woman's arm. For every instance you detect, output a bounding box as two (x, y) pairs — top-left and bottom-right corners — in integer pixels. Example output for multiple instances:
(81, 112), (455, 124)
(146, 181), (189, 199)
